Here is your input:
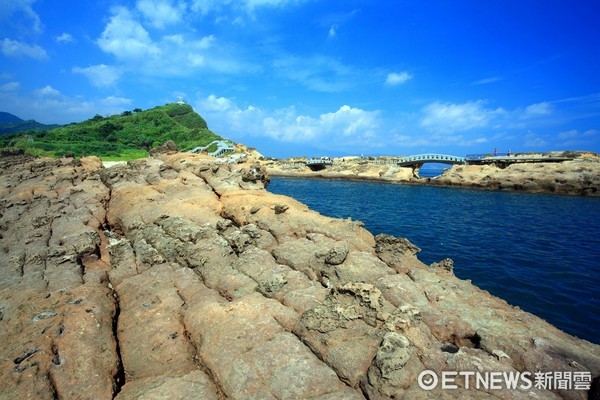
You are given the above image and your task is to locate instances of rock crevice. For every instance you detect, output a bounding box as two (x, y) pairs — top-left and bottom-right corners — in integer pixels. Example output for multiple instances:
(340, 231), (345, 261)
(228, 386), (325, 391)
(1, 153), (599, 399)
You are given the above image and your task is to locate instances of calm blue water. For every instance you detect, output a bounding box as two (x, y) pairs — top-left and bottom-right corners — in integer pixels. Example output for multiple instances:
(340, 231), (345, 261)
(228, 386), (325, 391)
(267, 176), (600, 344)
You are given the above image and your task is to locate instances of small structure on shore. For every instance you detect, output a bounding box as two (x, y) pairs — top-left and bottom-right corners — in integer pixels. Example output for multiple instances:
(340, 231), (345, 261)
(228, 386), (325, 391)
(188, 140), (235, 157)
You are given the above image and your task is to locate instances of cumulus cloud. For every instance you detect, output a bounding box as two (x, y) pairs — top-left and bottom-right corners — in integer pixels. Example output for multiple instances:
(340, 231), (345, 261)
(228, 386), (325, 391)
(421, 100), (505, 132)
(262, 105), (380, 143)
(97, 7), (160, 60)
(136, 0), (186, 29)
(385, 71), (412, 86)
(197, 94), (381, 145)
(55, 33), (74, 43)
(72, 64), (122, 87)
(0, 38), (47, 60)
(95, 7), (247, 76)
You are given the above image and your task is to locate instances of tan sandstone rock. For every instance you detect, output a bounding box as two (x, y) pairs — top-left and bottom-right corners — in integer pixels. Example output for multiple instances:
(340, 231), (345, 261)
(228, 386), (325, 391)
(0, 152), (598, 400)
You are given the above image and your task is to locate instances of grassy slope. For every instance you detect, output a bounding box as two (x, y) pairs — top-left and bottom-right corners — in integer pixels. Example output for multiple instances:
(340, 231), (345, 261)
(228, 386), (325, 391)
(0, 103), (223, 159)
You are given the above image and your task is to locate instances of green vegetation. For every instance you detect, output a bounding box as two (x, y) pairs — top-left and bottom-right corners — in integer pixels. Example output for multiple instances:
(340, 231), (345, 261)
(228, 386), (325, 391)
(0, 103), (222, 159)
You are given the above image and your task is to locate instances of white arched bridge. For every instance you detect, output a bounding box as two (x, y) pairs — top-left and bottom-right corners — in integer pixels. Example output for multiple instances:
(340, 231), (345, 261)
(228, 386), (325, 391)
(397, 154), (466, 167)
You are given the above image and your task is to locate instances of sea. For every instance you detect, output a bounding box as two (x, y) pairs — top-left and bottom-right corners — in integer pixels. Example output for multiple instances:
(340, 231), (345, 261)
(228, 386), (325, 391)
(267, 175), (600, 345)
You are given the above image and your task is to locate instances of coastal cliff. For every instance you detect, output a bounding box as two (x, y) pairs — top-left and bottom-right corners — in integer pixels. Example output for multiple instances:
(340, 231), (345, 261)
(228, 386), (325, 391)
(262, 153), (600, 196)
(1, 153), (599, 399)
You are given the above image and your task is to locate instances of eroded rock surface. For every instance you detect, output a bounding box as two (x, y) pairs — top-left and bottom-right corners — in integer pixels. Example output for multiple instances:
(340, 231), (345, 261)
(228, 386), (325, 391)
(1, 153), (599, 399)
(433, 154), (600, 195)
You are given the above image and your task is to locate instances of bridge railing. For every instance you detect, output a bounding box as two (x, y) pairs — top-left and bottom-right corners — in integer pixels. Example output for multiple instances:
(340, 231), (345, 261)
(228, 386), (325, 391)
(397, 154), (466, 165)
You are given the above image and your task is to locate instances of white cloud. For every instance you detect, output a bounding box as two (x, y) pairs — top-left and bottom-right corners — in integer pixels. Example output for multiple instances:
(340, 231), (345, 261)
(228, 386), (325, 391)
(190, 0), (303, 15)
(557, 129), (600, 148)
(193, 35), (216, 49)
(0, 87), (133, 124)
(197, 94), (381, 145)
(189, 0), (220, 15)
(421, 100), (505, 132)
(34, 85), (61, 97)
(558, 129), (578, 140)
(0, 0), (43, 34)
(523, 102), (552, 117)
(328, 25), (336, 38)
(97, 7), (160, 60)
(136, 0), (186, 29)
(472, 76), (502, 85)
(392, 131), (489, 149)
(0, 81), (20, 91)
(56, 33), (74, 43)
(96, 7), (247, 76)
(558, 129), (599, 140)
(1, 38), (47, 60)
(581, 129), (598, 138)
(385, 71), (412, 86)
(72, 64), (122, 87)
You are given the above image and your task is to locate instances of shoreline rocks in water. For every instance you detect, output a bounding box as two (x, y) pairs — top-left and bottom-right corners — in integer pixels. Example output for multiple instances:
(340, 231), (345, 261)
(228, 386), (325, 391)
(261, 152), (600, 196)
(1, 153), (599, 399)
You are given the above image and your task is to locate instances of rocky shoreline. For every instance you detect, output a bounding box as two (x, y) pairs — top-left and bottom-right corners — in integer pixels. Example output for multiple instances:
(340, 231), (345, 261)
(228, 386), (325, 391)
(262, 153), (600, 196)
(1, 153), (599, 399)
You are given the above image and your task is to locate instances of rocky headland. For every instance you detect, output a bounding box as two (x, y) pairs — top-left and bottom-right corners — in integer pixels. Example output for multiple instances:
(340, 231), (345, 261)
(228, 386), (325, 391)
(262, 153), (600, 196)
(263, 156), (415, 183)
(1, 152), (599, 399)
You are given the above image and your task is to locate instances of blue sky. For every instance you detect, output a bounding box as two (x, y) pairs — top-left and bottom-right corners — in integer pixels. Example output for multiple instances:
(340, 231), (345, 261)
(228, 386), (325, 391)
(1, 0), (600, 157)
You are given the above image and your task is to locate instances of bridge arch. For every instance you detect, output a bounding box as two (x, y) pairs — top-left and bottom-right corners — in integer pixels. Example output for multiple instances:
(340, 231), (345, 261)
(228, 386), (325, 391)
(397, 154), (466, 167)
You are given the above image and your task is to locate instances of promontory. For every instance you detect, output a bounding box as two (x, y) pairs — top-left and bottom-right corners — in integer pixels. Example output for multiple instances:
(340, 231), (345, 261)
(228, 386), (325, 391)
(0, 152), (599, 399)
(262, 152), (600, 196)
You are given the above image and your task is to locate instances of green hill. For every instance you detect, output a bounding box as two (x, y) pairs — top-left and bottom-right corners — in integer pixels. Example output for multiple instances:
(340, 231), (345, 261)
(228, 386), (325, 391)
(0, 103), (224, 160)
(0, 112), (61, 135)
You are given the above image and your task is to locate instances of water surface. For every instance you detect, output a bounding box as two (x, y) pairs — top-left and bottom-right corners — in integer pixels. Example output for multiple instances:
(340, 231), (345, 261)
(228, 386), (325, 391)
(267, 176), (600, 344)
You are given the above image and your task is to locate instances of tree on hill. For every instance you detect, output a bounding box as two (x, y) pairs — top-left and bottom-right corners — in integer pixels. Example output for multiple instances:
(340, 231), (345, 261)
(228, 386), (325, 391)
(0, 103), (224, 160)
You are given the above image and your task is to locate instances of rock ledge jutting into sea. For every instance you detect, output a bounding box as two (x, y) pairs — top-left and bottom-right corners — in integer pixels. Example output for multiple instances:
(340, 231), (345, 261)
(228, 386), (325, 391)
(0, 153), (599, 399)
(262, 152), (600, 196)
